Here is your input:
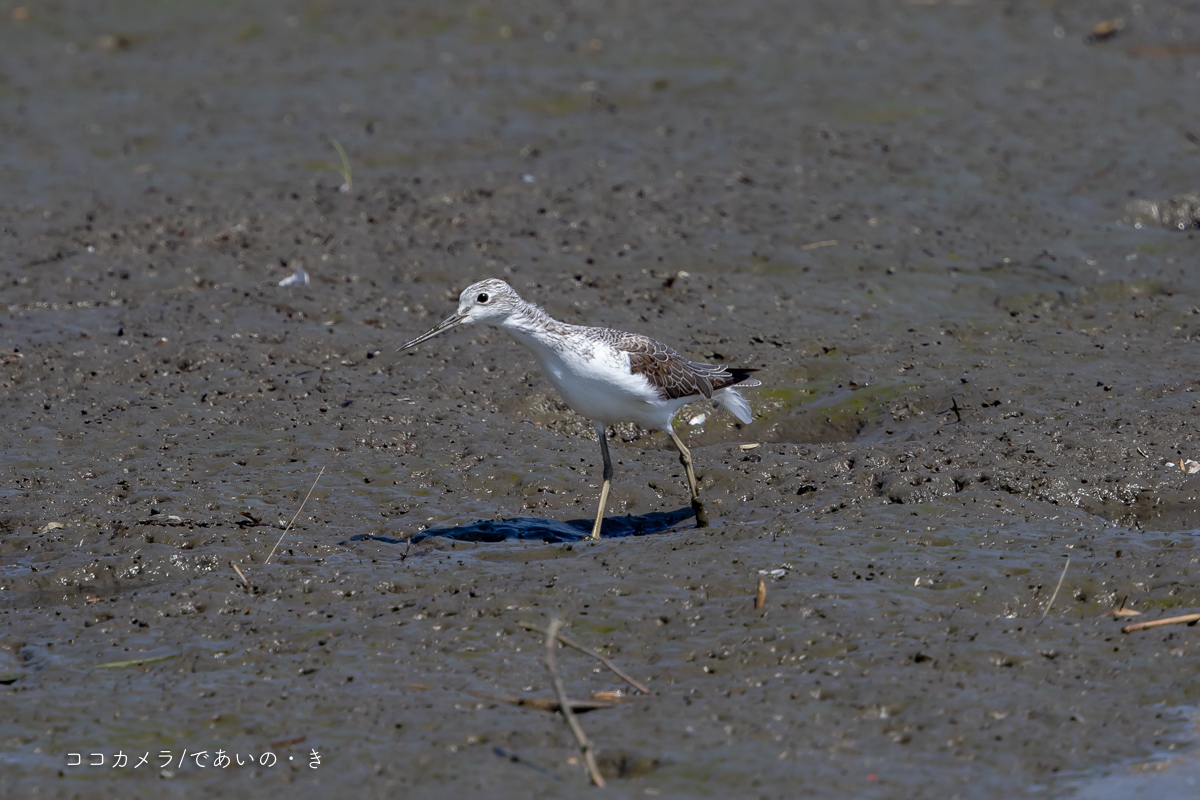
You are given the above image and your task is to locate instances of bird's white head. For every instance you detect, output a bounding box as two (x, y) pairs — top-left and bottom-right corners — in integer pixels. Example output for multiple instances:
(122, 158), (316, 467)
(454, 278), (523, 325)
(398, 278), (525, 351)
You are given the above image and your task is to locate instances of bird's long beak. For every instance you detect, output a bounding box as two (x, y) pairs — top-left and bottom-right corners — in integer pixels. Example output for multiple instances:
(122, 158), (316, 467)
(397, 313), (466, 351)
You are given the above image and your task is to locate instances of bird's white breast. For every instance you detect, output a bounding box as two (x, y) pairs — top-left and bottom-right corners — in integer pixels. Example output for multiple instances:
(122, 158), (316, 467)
(520, 333), (678, 427)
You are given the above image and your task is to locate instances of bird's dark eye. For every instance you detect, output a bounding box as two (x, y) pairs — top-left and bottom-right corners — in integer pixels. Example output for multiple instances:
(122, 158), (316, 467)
(477, 292), (490, 303)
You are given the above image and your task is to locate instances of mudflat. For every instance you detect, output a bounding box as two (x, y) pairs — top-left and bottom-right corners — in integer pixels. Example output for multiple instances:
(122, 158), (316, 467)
(3, 2), (1200, 797)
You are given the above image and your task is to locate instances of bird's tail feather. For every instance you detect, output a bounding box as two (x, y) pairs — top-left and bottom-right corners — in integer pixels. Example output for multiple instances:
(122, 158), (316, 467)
(714, 387), (754, 424)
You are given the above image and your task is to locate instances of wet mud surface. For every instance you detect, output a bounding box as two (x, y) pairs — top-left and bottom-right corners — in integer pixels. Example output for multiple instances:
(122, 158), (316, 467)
(4, 1), (1200, 797)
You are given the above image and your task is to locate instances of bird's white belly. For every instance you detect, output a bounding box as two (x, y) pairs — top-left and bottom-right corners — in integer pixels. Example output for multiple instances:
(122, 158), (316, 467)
(533, 346), (676, 428)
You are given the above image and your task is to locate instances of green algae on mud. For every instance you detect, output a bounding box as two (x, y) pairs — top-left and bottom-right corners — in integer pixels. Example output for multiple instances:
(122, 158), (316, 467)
(762, 382), (910, 443)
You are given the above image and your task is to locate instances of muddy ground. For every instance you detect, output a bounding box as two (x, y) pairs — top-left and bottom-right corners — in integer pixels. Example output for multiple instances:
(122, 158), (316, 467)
(3, 1), (1200, 797)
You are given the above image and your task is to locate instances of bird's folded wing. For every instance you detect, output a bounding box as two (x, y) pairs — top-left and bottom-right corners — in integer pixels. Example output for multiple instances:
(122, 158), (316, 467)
(618, 332), (747, 401)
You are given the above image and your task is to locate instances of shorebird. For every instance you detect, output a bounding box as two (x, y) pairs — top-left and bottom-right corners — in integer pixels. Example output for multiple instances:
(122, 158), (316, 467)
(398, 279), (760, 539)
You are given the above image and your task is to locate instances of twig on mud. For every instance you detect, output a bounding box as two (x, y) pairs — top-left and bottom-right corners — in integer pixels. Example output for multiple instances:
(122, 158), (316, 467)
(265, 467), (325, 565)
(519, 620), (651, 695)
(1037, 556), (1070, 627)
(544, 618), (605, 788)
(800, 239), (837, 250)
(1121, 613), (1200, 634)
(947, 397), (962, 424)
(755, 579), (767, 610)
(231, 562), (250, 589)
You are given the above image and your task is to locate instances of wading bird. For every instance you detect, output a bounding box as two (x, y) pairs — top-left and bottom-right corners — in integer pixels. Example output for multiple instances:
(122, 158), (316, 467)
(398, 279), (759, 538)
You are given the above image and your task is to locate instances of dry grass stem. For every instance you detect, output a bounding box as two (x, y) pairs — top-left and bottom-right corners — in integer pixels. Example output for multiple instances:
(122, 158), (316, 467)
(1122, 613), (1200, 634)
(544, 618), (605, 788)
(231, 562), (250, 588)
(519, 620), (651, 695)
(265, 467), (325, 565)
(755, 579), (767, 610)
(1037, 556), (1070, 626)
(331, 139), (352, 192)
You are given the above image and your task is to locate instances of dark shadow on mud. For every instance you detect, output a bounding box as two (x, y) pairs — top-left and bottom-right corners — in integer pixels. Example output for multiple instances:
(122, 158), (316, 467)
(349, 507), (698, 546)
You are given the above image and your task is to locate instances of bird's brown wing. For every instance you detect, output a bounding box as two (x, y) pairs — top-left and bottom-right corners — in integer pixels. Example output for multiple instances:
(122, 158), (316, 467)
(615, 331), (755, 400)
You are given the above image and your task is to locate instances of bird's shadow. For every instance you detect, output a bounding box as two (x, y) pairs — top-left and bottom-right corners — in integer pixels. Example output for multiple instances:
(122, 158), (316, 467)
(349, 507), (697, 546)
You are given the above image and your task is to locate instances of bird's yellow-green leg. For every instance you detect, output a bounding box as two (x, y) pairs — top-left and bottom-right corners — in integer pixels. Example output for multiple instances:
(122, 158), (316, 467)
(591, 424), (614, 539)
(667, 431), (708, 528)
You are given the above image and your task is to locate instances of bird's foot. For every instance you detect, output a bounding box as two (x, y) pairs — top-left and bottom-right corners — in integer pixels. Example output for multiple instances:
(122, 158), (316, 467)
(692, 498), (709, 528)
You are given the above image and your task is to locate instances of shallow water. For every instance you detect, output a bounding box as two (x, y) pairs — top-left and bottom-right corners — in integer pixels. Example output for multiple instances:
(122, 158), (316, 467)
(4, 0), (1200, 797)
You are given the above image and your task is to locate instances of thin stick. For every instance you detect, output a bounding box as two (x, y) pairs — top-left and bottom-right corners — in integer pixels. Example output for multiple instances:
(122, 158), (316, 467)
(1122, 613), (1200, 634)
(1037, 556), (1070, 626)
(544, 618), (605, 788)
(231, 562), (250, 588)
(265, 467), (325, 565)
(755, 579), (767, 610)
(519, 621), (651, 695)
